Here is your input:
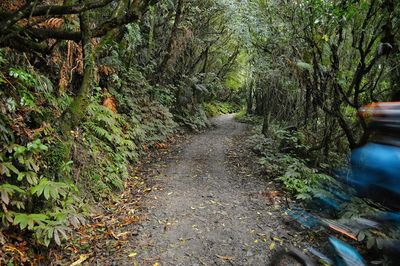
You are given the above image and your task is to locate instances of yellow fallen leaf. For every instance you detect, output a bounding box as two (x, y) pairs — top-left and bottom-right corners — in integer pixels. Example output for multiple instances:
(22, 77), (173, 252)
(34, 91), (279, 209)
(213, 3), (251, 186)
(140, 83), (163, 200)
(128, 252), (137, 257)
(70, 254), (90, 266)
(273, 237), (283, 244)
(269, 242), (276, 250)
(153, 263), (160, 266)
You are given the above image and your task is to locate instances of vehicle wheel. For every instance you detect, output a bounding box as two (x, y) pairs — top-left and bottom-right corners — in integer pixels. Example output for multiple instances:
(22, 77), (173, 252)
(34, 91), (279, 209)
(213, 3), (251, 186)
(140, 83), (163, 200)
(270, 247), (316, 266)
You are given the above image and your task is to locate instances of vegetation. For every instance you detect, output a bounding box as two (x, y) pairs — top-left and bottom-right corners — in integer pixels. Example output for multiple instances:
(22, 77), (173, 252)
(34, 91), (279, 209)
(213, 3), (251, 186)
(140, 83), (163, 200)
(0, 0), (399, 264)
(244, 0), (400, 153)
(0, 0), (245, 263)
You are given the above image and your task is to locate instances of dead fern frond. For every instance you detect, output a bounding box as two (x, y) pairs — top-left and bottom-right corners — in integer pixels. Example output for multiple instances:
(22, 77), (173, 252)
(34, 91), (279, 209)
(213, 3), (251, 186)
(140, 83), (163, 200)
(58, 41), (84, 94)
(99, 65), (114, 76)
(37, 18), (65, 29)
(103, 95), (118, 113)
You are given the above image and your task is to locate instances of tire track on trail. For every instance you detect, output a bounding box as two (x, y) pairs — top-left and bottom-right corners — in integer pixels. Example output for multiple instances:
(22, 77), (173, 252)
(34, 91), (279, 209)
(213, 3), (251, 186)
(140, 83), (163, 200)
(129, 114), (284, 266)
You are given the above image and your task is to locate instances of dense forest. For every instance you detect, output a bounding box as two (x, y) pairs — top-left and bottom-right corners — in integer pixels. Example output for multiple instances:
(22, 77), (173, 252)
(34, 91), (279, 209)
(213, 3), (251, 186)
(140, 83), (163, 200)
(0, 0), (399, 264)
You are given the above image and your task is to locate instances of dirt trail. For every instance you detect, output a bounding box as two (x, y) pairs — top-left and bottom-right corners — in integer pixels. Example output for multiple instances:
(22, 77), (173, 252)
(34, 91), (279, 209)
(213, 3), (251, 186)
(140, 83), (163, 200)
(133, 114), (283, 265)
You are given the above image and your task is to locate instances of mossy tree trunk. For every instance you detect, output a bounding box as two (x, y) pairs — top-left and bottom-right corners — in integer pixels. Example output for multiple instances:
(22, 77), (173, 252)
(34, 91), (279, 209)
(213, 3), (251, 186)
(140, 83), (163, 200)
(246, 80), (254, 114)
(61, 1), (93, 136)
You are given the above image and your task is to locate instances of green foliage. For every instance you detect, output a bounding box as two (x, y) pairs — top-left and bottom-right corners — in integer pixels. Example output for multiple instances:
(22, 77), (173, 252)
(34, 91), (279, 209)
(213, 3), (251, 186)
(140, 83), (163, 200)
(42, 140), (71, 178)
(13, 213), (49, 230)
(203, 101), (236, 117)
(0, 139), (83, 247)
(234, 107), (247, 121)
(277, 157), (331, 200)
(0, 0), (259, 261)
(254, 124), (330, 199)
(81, 103), (136, 194)
(274, 127), (307, 154)
(31, 178), (71, 200)
(240, 0), (400, 156)
(175, 107), (210, 131)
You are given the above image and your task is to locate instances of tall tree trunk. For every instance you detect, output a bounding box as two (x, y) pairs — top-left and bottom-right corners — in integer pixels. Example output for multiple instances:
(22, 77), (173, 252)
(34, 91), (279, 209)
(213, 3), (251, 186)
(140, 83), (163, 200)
(156, 0), (185, 82)
(61, 2), (93, 134)
(262, 111), (271, 136)
(247, 80), (254, 114)
(147, 5), (155, 59)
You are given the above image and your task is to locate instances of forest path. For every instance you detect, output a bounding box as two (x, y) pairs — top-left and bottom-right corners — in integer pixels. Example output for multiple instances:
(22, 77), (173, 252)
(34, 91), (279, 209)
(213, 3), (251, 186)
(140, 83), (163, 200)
(132, 114), (282, 265)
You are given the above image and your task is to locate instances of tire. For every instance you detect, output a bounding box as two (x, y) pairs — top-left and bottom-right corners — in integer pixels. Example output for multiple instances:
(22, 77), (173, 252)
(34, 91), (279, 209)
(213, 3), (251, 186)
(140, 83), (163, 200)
(270, 247), (316, 266)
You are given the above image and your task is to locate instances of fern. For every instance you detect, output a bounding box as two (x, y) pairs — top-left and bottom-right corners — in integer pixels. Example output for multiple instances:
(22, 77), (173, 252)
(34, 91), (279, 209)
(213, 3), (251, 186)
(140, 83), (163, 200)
(86, 122), (112, 141)
(13, 213), (49, 230)
(0, 184), (25, 205)
(30, 178), (71, 200)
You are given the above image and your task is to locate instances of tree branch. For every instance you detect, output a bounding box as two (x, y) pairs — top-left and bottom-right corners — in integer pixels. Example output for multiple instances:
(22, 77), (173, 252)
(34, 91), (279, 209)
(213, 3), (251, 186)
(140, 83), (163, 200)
(0, 0), (114, 32)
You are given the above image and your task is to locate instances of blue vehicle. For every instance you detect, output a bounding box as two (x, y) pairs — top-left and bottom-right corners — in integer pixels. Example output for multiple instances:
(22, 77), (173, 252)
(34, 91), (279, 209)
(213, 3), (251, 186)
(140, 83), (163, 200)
(346, 102), (400, 210)
(270, 102), (400, 265)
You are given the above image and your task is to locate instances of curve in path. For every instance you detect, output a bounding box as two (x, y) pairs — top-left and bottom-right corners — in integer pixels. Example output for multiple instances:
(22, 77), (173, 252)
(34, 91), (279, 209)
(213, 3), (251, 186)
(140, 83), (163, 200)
(136, 114), (275, 265)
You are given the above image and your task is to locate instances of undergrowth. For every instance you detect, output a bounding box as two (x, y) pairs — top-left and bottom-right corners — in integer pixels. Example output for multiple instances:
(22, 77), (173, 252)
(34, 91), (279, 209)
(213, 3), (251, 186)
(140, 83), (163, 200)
(0, 53), (86, 261)
(0, 16), (234, 264)
(202, 101), (237, 117)
(0, 21), (214, 262)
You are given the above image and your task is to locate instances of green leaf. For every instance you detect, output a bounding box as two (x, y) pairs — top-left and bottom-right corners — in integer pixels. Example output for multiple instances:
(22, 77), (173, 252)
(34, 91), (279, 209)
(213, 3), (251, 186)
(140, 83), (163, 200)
(26, 171), (38, 185)
(0, 184), (25, 205)
(17, 172), (26, 181)
(13, 213), (48, 230)
(30, 178), (71, 200)
(2, 162), (19, 175)
(54, 229), (61, 246)
(296, 61), (313, 71)
(44, 186), (50, 200)
(13, 146), (27, 157)
(1, 190), (9, 205)
(13, 213), (29, 230)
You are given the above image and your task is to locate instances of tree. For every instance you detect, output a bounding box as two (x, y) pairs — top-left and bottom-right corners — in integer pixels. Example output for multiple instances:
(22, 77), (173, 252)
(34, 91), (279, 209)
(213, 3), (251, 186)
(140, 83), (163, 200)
(244, 0), (400, 152)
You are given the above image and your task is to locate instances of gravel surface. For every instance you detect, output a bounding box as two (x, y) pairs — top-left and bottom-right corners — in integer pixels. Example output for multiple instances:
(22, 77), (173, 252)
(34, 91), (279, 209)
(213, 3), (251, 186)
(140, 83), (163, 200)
(132, 114), (300, 266)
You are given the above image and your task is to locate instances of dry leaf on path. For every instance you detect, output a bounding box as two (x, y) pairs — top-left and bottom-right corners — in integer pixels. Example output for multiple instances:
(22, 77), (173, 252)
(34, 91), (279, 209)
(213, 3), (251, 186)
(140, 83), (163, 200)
(128, 252), (138, 257)
(269, 242), (276, 250)
(69, 254), (90, 266)
(216, 254), (234, 261)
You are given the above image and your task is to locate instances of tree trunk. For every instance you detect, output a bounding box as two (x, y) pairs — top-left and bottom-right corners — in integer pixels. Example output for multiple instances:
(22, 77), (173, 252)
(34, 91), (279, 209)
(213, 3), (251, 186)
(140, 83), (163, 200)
(156, 0), (185, 82)
(262, 111), (271, 136)
(247, 81), (254, 114)
(61, 1), (93, 134)
(255, 89), (263, 115)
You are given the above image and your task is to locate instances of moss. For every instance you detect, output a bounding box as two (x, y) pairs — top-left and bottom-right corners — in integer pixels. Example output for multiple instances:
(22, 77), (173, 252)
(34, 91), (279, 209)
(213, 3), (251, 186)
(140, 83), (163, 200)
(42, 140), (72, 177)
